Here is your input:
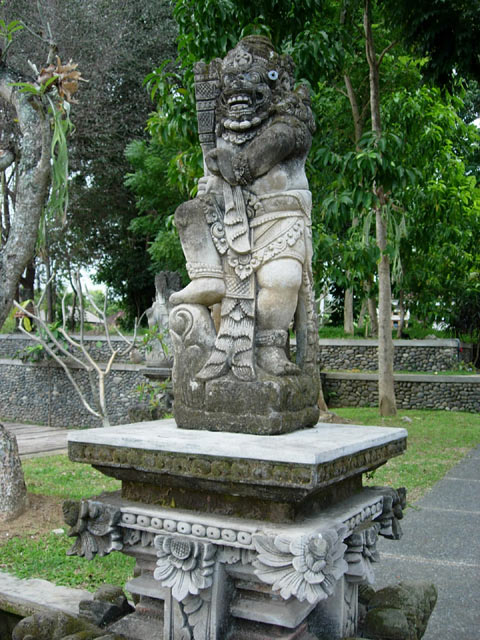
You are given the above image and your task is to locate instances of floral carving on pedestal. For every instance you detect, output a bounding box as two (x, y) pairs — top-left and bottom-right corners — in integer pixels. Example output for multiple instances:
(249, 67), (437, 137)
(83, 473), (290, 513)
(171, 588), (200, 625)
(63, 499), (123, 560)
(376, 486), (407, 539)
(252, 525), (348, 604)
(123, 528), (156, 548)
(345, 524), (380, 585)
(154, 535), (216, 602)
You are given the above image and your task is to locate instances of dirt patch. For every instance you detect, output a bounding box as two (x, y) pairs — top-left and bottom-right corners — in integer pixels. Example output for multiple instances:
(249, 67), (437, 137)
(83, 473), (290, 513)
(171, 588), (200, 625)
(0, 493), (65, 543)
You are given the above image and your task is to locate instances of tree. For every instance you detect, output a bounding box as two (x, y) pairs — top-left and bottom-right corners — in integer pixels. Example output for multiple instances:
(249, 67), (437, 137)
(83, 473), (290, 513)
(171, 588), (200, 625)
(0, 19), (52, 328)
(383, 0), (480, 87)
(362, 0), (397, 414)
(131, 0), (479, 411)
(2, 0), (178, 322)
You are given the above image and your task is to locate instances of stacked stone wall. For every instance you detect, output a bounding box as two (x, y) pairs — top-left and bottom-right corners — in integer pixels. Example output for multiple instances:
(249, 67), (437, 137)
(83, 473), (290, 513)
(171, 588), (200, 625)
(324, 373), (480, 413)
(0, 358), (145, 428)
(318, 339), (463, 372)
(0, 336), (477, 424)
(0, 333), (142, 363)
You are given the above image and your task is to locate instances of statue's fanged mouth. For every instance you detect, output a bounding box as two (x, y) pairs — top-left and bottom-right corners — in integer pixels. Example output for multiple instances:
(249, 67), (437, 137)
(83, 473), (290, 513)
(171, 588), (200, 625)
(227, 95), (252, 111)
(222, 91), (267, 131)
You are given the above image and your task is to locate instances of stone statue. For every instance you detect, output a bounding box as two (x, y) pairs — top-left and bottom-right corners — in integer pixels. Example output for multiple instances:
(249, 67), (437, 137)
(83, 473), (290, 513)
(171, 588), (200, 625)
(169, 36), (320, 434)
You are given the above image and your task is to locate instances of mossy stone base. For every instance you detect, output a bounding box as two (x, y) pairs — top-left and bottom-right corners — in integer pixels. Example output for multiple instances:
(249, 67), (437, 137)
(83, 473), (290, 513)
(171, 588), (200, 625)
(174, 372), (320, 435)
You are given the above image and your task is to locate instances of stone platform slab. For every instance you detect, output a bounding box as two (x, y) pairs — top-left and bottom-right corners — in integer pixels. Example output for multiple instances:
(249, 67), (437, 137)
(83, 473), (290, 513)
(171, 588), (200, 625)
(68, 420), (406, 523)
(0, 571), (92, 619)
(67, 419), (406, 466)
(67, 421), (407, 512)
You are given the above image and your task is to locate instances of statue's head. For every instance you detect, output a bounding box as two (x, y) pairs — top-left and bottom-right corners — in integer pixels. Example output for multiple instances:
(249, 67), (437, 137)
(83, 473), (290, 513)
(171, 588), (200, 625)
(217, 36), (296, 141)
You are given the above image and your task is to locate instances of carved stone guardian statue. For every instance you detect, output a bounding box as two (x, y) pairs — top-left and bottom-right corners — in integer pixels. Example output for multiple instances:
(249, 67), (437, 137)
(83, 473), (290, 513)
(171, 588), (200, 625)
(169, 35), (320, 434)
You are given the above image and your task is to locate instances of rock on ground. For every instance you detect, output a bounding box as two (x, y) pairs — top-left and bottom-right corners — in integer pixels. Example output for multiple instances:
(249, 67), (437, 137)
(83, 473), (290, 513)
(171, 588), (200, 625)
(0, 423), (28, 522)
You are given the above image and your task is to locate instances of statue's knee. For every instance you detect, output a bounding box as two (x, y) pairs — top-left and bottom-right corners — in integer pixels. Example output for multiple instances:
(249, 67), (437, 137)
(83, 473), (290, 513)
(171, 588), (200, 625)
(175, 198), (210, 230)
(257, 260), (302, 291)
(174, 201), (194, 229)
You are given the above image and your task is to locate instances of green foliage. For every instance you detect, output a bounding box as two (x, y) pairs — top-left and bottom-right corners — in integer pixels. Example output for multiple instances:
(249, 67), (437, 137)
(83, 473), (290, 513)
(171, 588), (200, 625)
(124, 139), (186, 281)
(0, 306), (17, 333)
(383, 0), (480, 87)
(136, 378), (171, 409)
(0, 18), (23, 57)
(140, 323), (169, 357)
(129, 0), (480, 338)
(48, 100), (75, 223)
(15, 320), (69, 362)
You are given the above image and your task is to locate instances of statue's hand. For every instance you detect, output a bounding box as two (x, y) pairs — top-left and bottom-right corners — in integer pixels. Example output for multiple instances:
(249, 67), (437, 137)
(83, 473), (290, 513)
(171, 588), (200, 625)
(206, 148), (236, 185)
(197, 176), (209, 195)
(205, 149), (220, 175)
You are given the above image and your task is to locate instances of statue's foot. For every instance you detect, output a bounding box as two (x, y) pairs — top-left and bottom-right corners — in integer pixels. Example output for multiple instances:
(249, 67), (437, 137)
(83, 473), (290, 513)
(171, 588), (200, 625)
(169, 278), (225, 307)
(257, 346), (300, 376)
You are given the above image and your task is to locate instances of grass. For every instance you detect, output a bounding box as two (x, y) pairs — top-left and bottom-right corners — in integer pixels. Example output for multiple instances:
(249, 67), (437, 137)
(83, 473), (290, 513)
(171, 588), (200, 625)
(333, 407), (480, 501)
(318, 324), (459, 341)
(0, 533), (134, 591)
(1, 408), (479, 590)
(0, 456), (135, 591)
(23, 454), (122, 500)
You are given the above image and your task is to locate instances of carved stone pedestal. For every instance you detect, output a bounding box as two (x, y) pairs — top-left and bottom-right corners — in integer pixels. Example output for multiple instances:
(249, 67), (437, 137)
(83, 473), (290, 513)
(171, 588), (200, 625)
(67, 420), (407, 640)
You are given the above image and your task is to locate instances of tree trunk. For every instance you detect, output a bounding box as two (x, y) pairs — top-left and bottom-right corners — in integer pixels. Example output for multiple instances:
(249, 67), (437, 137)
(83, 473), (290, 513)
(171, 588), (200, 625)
(357, 298), (367, 329)
(367, 296), (378, 337)
(0, 64), (51, 328)
(364, 0), (396, 415)
(396, 290), (405, 338)
(45, 254), (55, 323)
(344, 287), (354, 335)
(376, 203), (396, 415)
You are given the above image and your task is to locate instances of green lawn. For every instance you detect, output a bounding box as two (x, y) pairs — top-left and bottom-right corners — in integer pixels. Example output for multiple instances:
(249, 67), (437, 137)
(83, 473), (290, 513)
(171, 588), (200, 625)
(1, 457), (134, 591)
(0, 533), (134, 592)
(1, 408), (479, 590)
(23, 454), (122, 500)
(333, 407), (480, 501)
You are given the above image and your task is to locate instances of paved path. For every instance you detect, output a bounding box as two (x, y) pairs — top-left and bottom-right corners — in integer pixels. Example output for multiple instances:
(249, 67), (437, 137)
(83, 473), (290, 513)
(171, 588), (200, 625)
(2, 422), (68, 458)
(374, 444), (480, 640)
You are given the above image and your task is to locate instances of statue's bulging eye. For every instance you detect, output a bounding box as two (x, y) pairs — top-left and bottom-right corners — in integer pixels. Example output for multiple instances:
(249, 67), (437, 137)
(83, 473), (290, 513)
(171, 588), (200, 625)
(268, 70), (278, 81)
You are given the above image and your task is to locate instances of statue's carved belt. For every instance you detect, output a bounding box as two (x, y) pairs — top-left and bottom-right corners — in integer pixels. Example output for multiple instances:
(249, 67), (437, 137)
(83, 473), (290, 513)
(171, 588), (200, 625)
(250, 190), (312, 267)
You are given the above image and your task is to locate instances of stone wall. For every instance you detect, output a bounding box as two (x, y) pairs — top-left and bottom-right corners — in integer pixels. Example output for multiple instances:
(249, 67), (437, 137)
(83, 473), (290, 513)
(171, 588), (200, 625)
(0, 358), (146, 428)
(318, 339), (464, 372)
(0, 333), (142, 363)
(0, 336), (477, 425)
(323, 372), (480, 413)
